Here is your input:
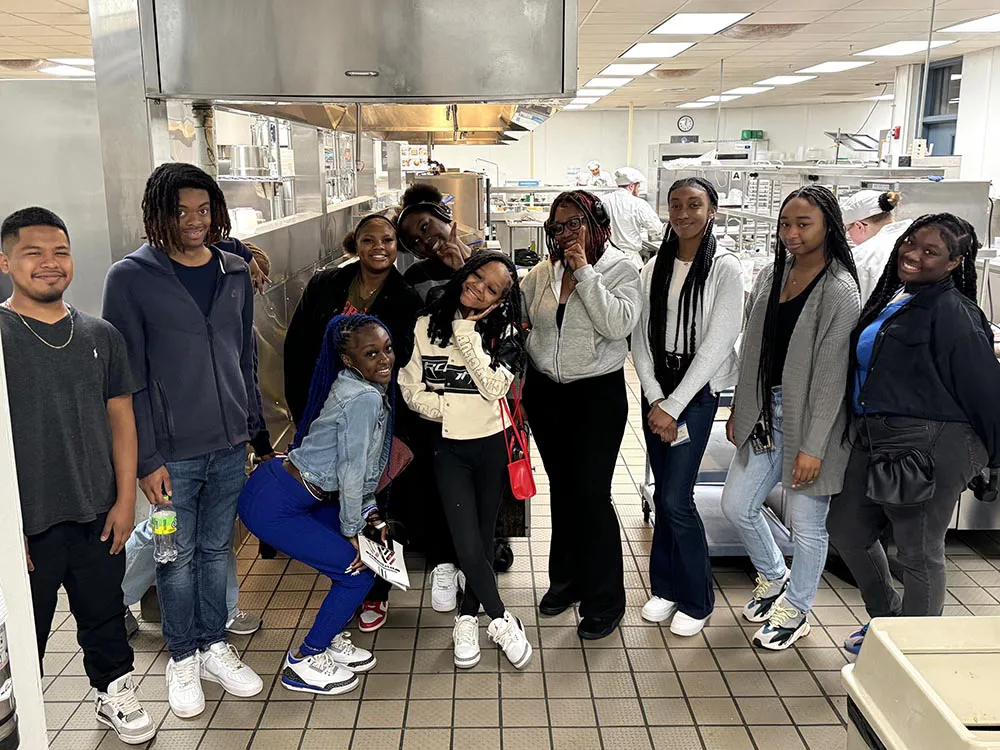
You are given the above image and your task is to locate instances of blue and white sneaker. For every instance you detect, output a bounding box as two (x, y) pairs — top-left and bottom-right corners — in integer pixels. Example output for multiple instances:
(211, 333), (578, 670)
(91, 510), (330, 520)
(844, 623), (869, 655)
(742, 570), (790, 623)
(752, 601), (811, 651)
(281, 650), (359, 695)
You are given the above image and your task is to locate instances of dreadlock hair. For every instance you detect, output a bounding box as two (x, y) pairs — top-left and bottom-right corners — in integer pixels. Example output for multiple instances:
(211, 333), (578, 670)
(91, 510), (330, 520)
(648, 178), (719, 393)
(545, 190), (613, 266)
(756, 185), (860, 437)
(292, 314), (394, 450)
(425, 250), (526, 376)
(142, 163), (231, 255)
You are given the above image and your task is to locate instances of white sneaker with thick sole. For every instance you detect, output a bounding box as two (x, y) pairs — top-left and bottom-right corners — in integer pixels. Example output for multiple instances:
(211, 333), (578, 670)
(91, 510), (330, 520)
(166, 653), (204, 718)
(281, 650), (359, 695)
(641, 596), (678, 623)
(95, 673), (156, 745)
(488, 611), (532, 669)
(743, 570), (790, 623)
(453, 615), (481, 669)
(431, 563), (459, 613)
(670, 611), (710, 637)
(753, 601), (811, 651)
(200, 641), (264, 697)
(327, 632), (376, 672)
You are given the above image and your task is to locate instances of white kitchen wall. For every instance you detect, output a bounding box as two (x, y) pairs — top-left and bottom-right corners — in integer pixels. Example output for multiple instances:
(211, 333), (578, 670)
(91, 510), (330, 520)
(434, 102), (892, 186)
(955, 45), (1000, 198)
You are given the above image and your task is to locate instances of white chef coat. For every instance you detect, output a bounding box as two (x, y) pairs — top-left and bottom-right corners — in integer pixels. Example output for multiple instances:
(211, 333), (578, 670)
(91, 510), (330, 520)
(854, 219), (912, 306)
(602, 187), (665, 268)
(577, 170), (615, 187)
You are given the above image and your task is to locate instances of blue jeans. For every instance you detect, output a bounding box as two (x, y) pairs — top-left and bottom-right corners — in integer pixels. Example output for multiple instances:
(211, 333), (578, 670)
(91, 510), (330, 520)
(123, 515), (240, 621)
(721, 389), (831, 615)
(642, 385), (719, 620)
(238, 460), (374, 652)
(157, 445), (247, 661)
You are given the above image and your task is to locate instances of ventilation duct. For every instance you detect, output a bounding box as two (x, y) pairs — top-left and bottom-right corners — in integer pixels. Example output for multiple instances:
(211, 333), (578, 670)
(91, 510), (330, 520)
(720, 24), (807, 40)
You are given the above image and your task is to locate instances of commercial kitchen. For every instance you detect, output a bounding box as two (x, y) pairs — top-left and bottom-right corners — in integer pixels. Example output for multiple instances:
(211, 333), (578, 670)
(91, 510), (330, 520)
(1, 1), (1000, 749)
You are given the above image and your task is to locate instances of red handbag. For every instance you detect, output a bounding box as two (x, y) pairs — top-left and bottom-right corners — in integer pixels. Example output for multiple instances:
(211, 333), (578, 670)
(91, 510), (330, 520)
(500, 393), (536, 501)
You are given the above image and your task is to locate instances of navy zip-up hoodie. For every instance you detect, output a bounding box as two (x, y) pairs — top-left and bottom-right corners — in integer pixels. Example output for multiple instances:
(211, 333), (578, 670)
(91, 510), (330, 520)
(102, 243), (262, 477)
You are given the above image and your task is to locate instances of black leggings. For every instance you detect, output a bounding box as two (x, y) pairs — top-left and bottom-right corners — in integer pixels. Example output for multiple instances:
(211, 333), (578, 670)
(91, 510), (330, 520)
(433, 430), (509, 620)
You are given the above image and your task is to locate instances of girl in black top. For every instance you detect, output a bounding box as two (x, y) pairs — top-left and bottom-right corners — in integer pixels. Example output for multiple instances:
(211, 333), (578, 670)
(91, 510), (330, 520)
(828, 214), (1000, 654)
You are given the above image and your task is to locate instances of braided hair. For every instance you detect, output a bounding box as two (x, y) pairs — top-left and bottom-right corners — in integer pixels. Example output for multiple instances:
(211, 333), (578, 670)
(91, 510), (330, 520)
(426, 251), (526, 376)
(142, 163), (231, 255)
(756, 185), (860, 436)
(292, 314), (394, 450)
(648, 178), (719, 392)
(545, 190), (613, 266)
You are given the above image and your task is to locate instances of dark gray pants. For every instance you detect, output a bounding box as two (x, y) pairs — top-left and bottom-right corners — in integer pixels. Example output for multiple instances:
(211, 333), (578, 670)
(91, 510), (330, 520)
(828, 418), (987, 618)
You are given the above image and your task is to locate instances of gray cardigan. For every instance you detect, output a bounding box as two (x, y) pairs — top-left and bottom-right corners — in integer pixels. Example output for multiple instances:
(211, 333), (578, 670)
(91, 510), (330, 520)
(731, 260), (860, 496)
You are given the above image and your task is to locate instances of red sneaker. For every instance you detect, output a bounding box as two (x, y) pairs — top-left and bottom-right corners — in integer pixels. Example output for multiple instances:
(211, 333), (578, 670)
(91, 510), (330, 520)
(359, 601), (388, 633)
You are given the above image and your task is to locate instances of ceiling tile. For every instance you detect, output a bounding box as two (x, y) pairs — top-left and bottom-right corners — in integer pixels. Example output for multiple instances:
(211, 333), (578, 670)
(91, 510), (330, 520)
(12, 12), (88, 24)
(0, 0), (79, 11)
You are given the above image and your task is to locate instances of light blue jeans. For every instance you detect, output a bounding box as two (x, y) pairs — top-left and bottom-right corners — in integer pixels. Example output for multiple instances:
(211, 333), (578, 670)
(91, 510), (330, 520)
(721, 388), (831, 615)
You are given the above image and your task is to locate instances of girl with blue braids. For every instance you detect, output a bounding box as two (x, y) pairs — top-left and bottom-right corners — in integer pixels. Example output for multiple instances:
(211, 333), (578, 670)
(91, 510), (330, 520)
(237, 314), (395, 695)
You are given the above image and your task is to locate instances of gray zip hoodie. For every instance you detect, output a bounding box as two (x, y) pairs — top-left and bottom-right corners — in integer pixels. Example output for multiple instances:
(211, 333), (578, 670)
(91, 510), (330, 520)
(521, 246), (643, 383)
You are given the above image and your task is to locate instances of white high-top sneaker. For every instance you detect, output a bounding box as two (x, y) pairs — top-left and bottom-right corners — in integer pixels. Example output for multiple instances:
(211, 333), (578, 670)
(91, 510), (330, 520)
(95, 673), (156, 745)
(453, 615), (481, 669)
(487, 611), (533, 669)
(281, 650), (359, 695)
(326, 632), (376, 672)
(430, 563), (459, 613)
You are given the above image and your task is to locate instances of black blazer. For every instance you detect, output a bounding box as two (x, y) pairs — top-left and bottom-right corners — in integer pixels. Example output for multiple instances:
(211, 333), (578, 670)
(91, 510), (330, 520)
(856, 277), (1000, 466)
(283, 263), (422, 426)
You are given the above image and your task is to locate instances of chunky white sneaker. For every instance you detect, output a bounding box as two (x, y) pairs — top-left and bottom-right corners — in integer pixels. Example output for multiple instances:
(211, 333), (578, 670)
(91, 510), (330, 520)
(743, 570), (790, 623)
(488, 611), (533, 669)
(670, 611), (710, 637)
(166, 653), (204, 718)
(641, 596), (678, 623)
(200, 641), (264, 697)
(281, 650), (359, 695)
(431, 563), (459, 613)
(327, 632), (376, 673)
(225, 610), (262, 636)
(453, 615), (481, 669)
(753, 601), (811, 651)
(95, 673), (156, 745)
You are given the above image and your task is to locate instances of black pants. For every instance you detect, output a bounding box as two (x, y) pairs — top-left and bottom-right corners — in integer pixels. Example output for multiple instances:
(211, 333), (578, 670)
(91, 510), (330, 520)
(27, 515), (134, 692)
(408, 418), (459, 569)
(433, 430), (509, 620)
(828, 418), (988, 618)
(523, 366), (628, 620)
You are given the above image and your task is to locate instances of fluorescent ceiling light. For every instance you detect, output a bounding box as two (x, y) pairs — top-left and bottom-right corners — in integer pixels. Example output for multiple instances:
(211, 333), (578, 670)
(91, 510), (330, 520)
(653, 13), (750, 35)
(47, 57), (94, 66)
(563, 104), (588, 110)
(621, 42), (696, 59)
(600, 63), (658, 76)
(577, 88), (613, 96)
(585, 77), (632, 88)
(951, 73), (962, 81)
(698, 95), (741, 102)
(724, 86), (773, 95)
(855, 40), (954, 56)
(570, 97), (600, 105)
(939, 12), (1000, 33)
(864, 94), (894, 101)
(677, 102), (715, 109)
(797, 61), (874, 73)
(755, 75), (816, 85)
(39, 65), (94, 78)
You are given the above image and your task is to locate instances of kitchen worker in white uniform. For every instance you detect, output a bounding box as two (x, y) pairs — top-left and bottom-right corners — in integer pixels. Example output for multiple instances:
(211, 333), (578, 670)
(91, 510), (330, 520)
(840, 190), (910, 305)
(576, 160), (615, 187)
(602, 167), (665, 269)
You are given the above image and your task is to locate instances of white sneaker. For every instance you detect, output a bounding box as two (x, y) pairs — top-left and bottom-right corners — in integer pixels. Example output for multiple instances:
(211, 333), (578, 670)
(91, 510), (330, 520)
(166, 653), (204, 718)
(743, 570), (790, 623)
(453, 615), (481, 669)
(281, 650), (359, 695)
(200, 641), (264, 698)
(488, 611), (533, 669)
(670, 611), (710, 637)
(457, 569), (466, 593)
(641, 596), (678, 623)
(753, 600), (811, 651)
(431, 564), (459, 613)
(327, 632), (376, 673)
(95, 673), (156, 745)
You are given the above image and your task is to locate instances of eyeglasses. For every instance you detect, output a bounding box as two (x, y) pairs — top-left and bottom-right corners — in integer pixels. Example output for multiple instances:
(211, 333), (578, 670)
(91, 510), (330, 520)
(544, 216), (585, 237)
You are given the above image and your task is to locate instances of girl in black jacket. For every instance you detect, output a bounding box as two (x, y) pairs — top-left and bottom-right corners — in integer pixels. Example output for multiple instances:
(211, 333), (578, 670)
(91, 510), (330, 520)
(828, 214), (1000, 654)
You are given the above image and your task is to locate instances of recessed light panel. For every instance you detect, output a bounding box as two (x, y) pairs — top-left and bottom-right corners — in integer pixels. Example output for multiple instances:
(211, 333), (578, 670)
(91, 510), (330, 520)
(600, 63), (659, 76)
(724, 87), (773, 95)
(855, 40), (954, 56)
(563, 104), (588, 110)
(577, 88), (613, 97)
(698, 95), (741, 102)
(570, 97), (600, 105)
(797, 61), (874, 73)
(939, 12), (1000, 33)
(754, 75), (816, 85)
(653, 13), (750, 35)
(585, 77), (633, 88)
(39, 65), (95, 77)
(677, 102), (715, 109)
(48, 58), (95, 66)
(864, 94), (895, 101)
(621, 42), (696, 59)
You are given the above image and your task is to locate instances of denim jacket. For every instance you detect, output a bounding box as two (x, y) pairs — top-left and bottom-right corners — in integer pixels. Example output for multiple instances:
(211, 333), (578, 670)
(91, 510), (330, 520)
(288, 370), (391, 536)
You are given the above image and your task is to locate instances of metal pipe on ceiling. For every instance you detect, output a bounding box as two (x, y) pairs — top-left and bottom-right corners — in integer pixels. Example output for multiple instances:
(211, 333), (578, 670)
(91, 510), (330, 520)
(914, 0), (938, 148)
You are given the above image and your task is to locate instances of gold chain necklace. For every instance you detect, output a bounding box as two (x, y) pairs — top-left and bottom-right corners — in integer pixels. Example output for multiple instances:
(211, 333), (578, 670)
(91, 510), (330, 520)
(1, 300), (74, 350)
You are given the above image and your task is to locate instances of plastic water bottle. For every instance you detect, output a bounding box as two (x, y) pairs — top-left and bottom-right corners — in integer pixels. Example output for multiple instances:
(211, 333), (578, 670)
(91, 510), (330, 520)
(151, 502), (179, 564)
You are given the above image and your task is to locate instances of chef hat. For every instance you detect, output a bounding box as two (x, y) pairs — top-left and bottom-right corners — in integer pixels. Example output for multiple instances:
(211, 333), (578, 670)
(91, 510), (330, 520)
(839, 190), (886, 226)
(587, 160), (601, 171)
(615, 167), (645, 186)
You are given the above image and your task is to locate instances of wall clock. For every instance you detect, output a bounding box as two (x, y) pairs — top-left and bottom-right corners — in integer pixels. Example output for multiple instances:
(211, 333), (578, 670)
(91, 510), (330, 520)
(677, 115), (695, 133)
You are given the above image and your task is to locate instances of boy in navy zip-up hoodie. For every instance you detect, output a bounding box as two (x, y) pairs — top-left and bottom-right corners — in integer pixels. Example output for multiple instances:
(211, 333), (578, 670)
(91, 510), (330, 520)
(102, 163), (265, 719)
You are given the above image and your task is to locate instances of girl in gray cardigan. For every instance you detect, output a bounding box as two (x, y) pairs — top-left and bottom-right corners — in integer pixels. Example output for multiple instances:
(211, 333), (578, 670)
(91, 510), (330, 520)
(722, 186), (860, 651)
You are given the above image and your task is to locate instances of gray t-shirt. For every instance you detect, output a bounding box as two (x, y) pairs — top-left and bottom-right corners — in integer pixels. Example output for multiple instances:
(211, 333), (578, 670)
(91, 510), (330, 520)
(0, 306), (136, 536)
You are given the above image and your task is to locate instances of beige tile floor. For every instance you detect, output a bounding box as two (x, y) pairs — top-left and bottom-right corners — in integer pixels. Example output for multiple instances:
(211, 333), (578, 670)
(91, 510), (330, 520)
(43, 368), (1000, 749)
